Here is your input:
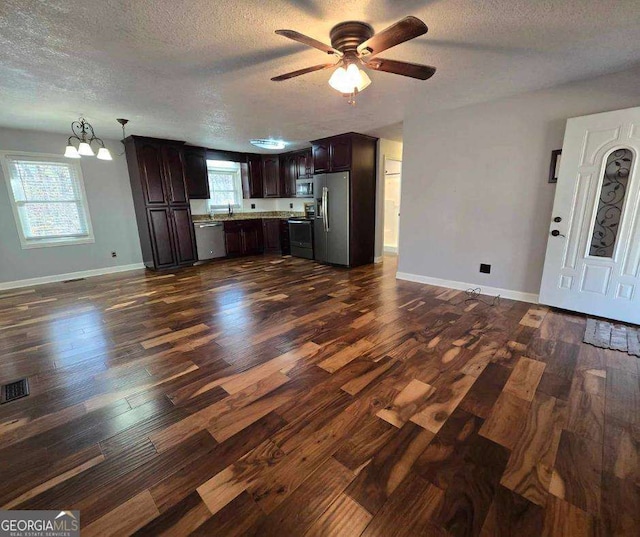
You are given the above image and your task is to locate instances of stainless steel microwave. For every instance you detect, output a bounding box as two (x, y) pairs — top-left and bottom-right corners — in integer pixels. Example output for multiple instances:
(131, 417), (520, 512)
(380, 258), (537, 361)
(295, 178), (314, 198)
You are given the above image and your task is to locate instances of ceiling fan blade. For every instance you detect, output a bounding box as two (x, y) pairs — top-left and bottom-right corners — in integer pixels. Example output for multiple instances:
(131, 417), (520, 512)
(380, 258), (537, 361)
(357, 16), (428, 57)
(271, 63), (337, 81)
(275, 30), (342, 56)
(365, 58), (436, 80)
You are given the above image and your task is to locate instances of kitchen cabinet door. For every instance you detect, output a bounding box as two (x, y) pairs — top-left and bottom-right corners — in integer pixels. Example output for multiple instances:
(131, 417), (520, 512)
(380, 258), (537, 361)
(138, 141), (168, 205)
(297, 151), (311, 179)
(263, 219), (281, 253)
(248, 154), (264, 198)
(162, 145), (189, 205)
(280, 219), (291, 255)
(183, 147), (209, 199)
(283, 155), (297, 197)
(224, 228), (243, 256)
(242, 221), (264, 255)
(330, 136), (352, 171)
(262, 156), (280, 197)
(313, 142), (330, 173)
(147, 207), (177, 268)
(171, 207), (197, 265)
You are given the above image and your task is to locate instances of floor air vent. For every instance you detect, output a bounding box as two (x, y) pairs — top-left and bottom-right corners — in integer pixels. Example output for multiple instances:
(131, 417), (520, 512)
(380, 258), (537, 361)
(1, 378), (29, 404)
(63, 278), (86, 283)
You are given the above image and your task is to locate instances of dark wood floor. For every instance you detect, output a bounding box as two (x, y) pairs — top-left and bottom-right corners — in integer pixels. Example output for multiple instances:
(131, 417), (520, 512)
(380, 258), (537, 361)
(0, 255), (638, 536)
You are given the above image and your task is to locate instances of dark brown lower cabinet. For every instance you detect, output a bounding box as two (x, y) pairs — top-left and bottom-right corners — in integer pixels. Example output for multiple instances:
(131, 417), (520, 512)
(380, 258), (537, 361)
(147, 208), (177, 269)
(280, 219), (291, 255)
(263, 219), (281, 254)
(224, 220), (264, 257)
(171, 207), (198, 265)
(146, 208), (197, 269)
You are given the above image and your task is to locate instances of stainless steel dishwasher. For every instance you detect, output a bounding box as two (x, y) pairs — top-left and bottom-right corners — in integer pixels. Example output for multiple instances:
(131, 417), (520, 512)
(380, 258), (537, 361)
(194, 222), (226, 260)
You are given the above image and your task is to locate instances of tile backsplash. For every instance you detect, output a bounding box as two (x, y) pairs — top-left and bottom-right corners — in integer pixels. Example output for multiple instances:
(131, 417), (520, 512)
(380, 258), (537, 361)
(190, 198), (306, 215)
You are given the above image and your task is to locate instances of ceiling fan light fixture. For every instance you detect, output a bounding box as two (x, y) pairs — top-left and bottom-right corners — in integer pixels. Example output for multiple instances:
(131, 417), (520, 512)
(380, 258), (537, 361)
(328, 63), (371, 94)
(250, 139), (286, 150)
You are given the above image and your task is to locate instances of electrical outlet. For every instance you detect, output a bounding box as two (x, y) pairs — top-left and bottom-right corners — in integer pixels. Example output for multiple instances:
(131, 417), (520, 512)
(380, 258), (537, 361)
(251, 203), (256, 209)
(289, 203), (293, 209)
(480, 263), (491, 274)
(111, 251), (117, 258)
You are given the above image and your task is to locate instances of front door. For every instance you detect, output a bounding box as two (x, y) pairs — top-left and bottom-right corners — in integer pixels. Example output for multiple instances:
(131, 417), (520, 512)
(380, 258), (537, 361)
(539, 107), (640, 324)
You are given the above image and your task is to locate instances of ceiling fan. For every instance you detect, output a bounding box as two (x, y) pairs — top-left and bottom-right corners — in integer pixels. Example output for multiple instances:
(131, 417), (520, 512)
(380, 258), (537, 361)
(271, 16), (436, 104)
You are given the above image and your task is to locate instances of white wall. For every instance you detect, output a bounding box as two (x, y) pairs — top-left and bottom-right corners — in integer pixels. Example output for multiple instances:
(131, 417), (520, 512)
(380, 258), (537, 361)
(375, 138), (403, 259)
(398, 66), (640, 298)
(0, 127), (142, 285)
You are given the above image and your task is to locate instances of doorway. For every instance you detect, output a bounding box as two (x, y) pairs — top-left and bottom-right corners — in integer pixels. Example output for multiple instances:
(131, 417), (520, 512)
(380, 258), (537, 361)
(384, 158), (402, 255)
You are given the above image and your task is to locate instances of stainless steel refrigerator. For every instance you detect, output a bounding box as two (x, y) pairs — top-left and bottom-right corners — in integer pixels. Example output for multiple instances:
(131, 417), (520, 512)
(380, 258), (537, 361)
(313, 172), (350, 266)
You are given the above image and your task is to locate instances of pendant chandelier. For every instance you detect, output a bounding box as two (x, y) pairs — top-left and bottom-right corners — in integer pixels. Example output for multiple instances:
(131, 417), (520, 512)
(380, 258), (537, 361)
(64, 118), (112, 160)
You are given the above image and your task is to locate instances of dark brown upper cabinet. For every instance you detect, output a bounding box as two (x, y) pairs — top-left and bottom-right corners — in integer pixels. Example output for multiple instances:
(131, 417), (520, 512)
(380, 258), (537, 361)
(311, 135), (356, 173)
(125, 136), (197, 271)
(312, 142), (330, 173)
(329, 135), (352, 171)
(183, 146), (209, 199)
(262, 156), (280, 198)
(297, 149), (312, 178)
(161, 145), (189, 205)
(137, 141), (168, 205)
(245, 154), (264, 198)
(279, 153), (297, 198)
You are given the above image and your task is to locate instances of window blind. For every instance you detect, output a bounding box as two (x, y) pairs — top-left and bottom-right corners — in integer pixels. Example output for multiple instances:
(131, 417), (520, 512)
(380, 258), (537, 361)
(5, 156), (91, 241)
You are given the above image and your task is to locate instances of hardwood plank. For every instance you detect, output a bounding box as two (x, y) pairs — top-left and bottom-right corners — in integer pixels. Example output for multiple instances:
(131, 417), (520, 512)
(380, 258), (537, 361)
(345, 421), (434, 515)
(190, 492), (265, 537)
(479, 391), (531, 450)
(409, 372), (475, 434)
(255, 457), (355, 536)
(303, 493), (372, 537)
(376, 378), (435, 428)
(361, 472), (447, 537)
(132, 491), (211, 536)
(503, 356), (546, 401)
(479, 485), (545, 537)
(549, 430), (602, 514)
(82, 490), (159, 537)
(541, 495), (595, 537)
(500, 393), (567, 506)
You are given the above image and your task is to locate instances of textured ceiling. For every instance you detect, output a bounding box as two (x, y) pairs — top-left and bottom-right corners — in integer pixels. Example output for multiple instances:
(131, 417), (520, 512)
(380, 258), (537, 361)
(1, 0), (640, 152)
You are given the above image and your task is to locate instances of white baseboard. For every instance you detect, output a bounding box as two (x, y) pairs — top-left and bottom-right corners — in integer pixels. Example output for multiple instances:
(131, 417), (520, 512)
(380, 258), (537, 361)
(395, 271), (539, 304)
(0, 263), (146, 291)
(383, 246), (398, 254)
(374, 256), (384, 264)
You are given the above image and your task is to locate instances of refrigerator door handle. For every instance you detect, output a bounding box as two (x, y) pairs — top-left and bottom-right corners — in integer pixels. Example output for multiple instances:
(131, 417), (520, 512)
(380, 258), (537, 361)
(323, 187), (329, 232)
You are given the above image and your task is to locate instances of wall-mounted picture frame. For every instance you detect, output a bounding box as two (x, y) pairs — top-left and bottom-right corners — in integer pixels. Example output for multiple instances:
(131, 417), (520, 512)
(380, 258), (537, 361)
(549, 149), (562, 183)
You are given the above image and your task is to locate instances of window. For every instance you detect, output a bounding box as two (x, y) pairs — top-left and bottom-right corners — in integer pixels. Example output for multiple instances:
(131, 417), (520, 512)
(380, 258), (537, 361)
(207, 160), (242, 210)
(589, 148), (633, 258)
(1, 153), (94, 248)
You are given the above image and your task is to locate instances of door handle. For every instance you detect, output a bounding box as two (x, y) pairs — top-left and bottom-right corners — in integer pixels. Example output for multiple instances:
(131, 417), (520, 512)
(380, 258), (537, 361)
(322, 187), (329, 232)
(551, 230), (565, 237)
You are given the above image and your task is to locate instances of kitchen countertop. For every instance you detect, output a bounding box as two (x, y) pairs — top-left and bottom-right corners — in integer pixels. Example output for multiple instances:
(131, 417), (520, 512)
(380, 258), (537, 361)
(192, 211), (304, 223)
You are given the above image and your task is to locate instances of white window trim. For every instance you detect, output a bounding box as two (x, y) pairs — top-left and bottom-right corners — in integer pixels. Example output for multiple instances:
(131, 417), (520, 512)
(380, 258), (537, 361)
(0, 150), (95, 249)
(207, 165), (243, 212)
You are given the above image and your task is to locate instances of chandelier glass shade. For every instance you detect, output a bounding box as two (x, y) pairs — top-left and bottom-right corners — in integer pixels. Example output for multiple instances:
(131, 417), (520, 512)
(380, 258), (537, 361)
(64, 118), (112, 161)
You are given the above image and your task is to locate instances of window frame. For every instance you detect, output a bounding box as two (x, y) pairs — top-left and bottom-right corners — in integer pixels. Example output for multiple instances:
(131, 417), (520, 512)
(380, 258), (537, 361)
(206, 161), (243, 212)
(0, 151), (95, 249)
